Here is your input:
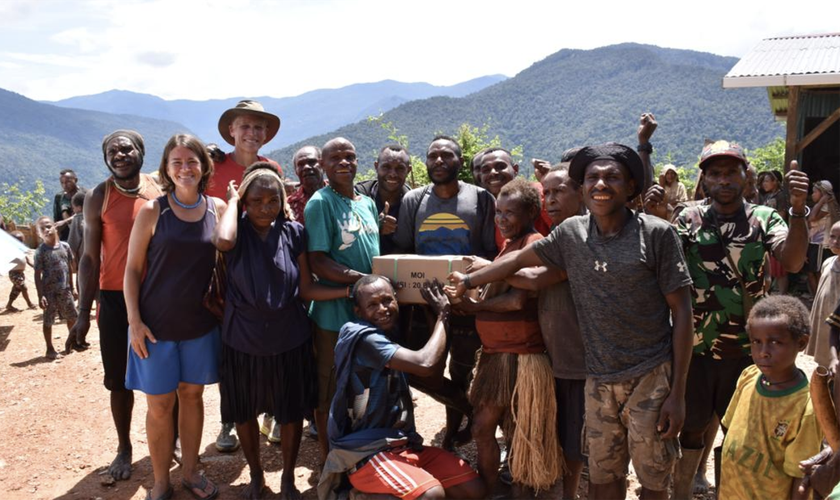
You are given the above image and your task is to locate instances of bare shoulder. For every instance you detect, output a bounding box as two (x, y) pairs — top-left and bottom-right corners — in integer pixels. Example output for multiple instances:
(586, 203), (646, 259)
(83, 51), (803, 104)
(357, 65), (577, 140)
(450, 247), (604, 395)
(83, 182), (108, 223)
(209, 196), (227, 212)
(87, 182), (107, 206)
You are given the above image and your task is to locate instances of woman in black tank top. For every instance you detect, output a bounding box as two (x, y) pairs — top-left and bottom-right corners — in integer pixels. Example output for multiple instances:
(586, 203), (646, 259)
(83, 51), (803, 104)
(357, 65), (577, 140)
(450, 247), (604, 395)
(123, 134), (225, 500)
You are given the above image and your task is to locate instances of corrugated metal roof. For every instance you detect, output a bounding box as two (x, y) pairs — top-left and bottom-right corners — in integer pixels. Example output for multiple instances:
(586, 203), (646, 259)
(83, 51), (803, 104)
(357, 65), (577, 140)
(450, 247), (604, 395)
(723, 33), (840, 88)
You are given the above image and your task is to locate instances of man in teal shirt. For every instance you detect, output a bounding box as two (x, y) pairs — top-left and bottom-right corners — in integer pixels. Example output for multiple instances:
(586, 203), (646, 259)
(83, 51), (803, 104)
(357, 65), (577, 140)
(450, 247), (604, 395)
(304, 137), (380, 462)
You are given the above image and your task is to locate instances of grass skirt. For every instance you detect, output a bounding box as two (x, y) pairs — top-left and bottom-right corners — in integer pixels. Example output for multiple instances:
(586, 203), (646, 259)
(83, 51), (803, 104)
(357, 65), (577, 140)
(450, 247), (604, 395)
(470, 350), (564, 493)
(219, 338), (317, 425)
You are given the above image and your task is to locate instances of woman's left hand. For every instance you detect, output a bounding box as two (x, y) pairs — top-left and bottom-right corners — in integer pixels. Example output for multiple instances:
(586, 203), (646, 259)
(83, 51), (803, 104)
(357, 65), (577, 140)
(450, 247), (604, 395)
(129, 321), (156, 359)
(226, 180), (240, 203)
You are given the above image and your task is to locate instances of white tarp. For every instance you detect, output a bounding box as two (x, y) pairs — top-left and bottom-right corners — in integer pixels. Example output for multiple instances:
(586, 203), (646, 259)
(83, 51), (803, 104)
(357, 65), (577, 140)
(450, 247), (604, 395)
(0, 230), (29, 276)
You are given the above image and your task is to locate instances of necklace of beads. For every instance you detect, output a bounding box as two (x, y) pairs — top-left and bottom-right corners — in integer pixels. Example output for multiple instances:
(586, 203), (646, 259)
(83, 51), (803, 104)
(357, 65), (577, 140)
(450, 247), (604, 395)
(759, 371), (800, 388)
(112, 177), (143, 196)
(329, 185), (362, 224)
(171, 192), (203, 209)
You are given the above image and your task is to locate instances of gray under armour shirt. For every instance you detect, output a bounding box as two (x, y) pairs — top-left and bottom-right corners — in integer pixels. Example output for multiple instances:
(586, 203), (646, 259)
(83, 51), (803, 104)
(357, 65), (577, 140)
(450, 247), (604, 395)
(532, 210), (692, 383)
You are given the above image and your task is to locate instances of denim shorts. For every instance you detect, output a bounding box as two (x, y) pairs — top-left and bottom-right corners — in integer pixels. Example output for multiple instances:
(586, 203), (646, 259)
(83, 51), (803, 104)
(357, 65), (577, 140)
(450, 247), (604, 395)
(125, 326), (221, 395)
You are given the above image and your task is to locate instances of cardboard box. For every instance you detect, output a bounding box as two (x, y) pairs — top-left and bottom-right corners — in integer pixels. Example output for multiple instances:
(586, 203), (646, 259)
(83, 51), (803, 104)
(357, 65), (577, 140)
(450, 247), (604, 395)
(372, 254), (470, 304)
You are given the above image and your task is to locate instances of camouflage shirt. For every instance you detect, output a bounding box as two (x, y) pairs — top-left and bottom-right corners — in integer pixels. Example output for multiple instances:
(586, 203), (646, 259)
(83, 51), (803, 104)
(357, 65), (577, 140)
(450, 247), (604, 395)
(675, 203), (787, 358)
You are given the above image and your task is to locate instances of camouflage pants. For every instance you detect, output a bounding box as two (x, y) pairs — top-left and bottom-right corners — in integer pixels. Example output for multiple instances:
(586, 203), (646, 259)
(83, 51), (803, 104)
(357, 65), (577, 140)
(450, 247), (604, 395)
(583, 361), (679, 491)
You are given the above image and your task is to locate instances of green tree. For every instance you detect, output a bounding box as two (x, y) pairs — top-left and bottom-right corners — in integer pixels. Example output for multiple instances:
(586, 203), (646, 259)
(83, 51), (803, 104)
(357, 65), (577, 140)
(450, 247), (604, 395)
(368, 116), (524, 187)
(453, 122), (524, 183)
(0, 180), (48, 225)
(747, 137), (785, 173)
(367, 116), (429, 188)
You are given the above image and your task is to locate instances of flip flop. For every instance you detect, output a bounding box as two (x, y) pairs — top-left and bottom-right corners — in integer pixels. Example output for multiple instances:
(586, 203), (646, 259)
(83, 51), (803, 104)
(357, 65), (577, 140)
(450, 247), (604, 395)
(182, 474), (219, 500)
(145, 485), (174, 500)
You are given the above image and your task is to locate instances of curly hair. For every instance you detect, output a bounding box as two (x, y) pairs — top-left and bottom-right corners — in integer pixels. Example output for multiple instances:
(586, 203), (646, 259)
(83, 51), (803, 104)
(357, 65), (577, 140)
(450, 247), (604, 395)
(747, 295), (810, 340)
(498, 177), (541, 217)
(157, 134), (214, 194)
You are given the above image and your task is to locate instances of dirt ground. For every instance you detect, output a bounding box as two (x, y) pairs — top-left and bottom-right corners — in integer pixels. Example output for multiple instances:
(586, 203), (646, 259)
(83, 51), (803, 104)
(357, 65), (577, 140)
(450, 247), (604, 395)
(0, 263), (818, 500)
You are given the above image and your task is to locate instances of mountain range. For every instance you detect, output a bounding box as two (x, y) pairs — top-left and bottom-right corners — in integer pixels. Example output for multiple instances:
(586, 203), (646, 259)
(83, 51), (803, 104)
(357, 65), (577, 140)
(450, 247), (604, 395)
(0, 88), (187, 191)
(46, 76), (507, 151)
(0, 76), (505, 192)
(267, 43), (783, 177)
(1, 43), (783, 197)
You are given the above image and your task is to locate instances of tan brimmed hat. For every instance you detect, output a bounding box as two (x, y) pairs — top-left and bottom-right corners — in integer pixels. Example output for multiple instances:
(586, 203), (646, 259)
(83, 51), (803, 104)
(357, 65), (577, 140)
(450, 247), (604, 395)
(217, 100), (281, 146)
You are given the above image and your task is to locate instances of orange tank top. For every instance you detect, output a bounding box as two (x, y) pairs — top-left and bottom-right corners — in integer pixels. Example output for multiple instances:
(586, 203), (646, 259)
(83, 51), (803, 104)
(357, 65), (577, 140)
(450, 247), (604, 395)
(99, 174), (162, 291)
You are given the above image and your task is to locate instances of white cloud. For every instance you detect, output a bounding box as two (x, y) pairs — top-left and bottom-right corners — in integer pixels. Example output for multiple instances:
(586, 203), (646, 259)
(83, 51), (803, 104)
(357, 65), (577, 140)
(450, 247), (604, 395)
(0, 0), (838, 101)
(0, 0), (34, 27)
(135, 51), (177, 68)
(1, 51), (97, 68)
(51, 27), (101, 53)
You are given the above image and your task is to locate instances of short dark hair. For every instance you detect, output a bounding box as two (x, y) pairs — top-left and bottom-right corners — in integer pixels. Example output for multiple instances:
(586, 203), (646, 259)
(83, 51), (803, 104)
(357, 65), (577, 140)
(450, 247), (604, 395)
(379, 144), (409, 157)
(71, 191), (86, 207)
(498, 177), (541, 217)
(60, 169), (76, 177)
(352, 274), (394, 307)
(471, 148), (489, 167)
(429, 135), (462, 158)
(482, 147), (513, 160)
(747, 295), (810, 340)
(293, 145), (322, 165)
(157, 134), (215, 194)
(546, 162), (580, 190)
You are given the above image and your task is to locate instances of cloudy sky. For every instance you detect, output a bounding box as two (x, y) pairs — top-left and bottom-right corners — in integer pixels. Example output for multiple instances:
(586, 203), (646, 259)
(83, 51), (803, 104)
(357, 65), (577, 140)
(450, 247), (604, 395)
(1, 0), (837, 102)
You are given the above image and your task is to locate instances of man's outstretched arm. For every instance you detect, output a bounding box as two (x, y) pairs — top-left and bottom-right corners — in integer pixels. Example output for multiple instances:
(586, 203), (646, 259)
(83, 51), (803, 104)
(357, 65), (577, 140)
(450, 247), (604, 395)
(447, 245), (545, 298)
(387, 281), (450, 378)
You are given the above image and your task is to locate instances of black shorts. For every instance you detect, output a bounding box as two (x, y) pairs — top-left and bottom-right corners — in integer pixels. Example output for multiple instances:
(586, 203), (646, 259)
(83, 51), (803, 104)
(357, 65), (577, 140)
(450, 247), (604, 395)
(555, 377), (586, 463)
(806, 243), (831, 273)
(683, 354), (753, 435)
(98, 290), (129, 391)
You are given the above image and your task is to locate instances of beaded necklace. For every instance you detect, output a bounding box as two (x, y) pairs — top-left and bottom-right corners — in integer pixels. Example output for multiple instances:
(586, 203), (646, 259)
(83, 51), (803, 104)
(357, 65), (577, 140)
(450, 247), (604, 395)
(171, 191), (203, 209)
(329, 185), (363, 226)
(112, 177), (143, 196)
(759, 371), (801, 389)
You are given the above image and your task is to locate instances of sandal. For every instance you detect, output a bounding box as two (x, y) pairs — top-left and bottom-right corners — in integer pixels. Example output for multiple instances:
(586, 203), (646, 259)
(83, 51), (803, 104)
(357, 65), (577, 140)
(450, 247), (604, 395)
(182, 474), (219, 500)
(145, 485), (174, 500)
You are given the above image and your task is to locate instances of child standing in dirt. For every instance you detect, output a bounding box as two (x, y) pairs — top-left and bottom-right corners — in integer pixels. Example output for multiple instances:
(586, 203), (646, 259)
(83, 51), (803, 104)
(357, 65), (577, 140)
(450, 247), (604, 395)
(720, 295), (822, 500)
(33, 216), (77, 359)
(5, 231), (36, 312)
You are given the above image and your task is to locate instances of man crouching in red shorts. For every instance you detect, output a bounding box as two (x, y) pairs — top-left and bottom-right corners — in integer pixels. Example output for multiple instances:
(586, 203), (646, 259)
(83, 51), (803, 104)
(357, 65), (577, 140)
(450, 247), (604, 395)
(318, 276), (486, 500)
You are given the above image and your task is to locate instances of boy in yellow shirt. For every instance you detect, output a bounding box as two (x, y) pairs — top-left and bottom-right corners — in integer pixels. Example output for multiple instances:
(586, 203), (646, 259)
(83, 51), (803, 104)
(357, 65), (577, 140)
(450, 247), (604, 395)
(721, 295), (823, 499)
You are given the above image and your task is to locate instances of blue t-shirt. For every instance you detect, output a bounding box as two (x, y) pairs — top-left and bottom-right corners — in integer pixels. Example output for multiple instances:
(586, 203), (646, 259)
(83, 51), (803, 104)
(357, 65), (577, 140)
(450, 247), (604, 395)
(304, 187), (380, 331)
(332, 321), (415, 438)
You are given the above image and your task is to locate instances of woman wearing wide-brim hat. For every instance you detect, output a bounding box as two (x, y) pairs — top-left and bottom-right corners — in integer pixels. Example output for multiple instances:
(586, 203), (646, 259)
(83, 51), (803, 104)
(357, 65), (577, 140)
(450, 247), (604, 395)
(204, 100), (283, 200)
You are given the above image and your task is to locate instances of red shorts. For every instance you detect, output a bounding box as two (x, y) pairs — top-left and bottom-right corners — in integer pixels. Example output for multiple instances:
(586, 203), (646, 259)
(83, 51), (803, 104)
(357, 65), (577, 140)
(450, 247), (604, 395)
(349, 446), (478, 500)
(769, 255), (786, 278)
